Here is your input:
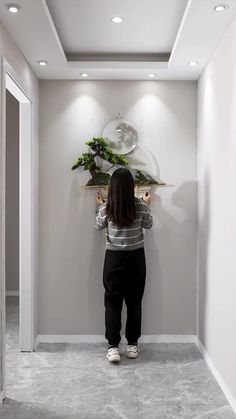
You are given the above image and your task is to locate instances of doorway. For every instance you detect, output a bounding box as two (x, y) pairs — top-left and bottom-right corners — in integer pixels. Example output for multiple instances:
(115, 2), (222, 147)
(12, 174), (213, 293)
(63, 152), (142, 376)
(5, 89), (20, 379)
(0, 62), (34, 402)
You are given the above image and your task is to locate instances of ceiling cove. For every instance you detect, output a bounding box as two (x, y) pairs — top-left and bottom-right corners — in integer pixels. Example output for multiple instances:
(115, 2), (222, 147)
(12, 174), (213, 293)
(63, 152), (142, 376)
(0, 0), (236, 79)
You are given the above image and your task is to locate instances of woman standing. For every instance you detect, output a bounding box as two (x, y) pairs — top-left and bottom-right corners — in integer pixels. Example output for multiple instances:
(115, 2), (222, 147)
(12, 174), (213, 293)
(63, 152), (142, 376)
(94, 168), (153, 363)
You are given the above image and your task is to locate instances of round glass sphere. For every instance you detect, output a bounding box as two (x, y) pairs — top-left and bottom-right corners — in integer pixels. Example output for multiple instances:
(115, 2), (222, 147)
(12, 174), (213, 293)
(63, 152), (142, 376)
(103, 118), (138, 155)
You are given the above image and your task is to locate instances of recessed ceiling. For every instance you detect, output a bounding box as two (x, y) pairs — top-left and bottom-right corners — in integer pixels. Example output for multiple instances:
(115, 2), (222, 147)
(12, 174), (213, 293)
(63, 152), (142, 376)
(0, 0), (236, 80)
(46, 0), (188, 58)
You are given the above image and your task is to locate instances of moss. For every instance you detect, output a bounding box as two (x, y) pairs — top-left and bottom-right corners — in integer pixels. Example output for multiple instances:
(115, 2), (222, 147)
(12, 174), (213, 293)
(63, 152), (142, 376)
(131, 169), (158, 185)
(86, 172), (110, 186)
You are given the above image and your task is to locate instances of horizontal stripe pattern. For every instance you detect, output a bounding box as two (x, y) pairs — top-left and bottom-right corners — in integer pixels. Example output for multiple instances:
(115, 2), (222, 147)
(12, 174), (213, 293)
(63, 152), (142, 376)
(94, 198), (153, 251)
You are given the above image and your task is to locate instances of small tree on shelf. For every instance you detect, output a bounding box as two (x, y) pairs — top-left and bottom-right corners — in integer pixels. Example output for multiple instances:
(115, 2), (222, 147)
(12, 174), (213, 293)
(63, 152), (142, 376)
(72, 137), (160, 186)
(72, 137), (128, 185)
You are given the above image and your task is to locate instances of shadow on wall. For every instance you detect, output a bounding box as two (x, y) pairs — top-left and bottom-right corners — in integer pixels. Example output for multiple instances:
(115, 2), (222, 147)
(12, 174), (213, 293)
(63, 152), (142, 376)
(87, 224), (105, 333)
(143, 181), (197, 334)
(197, 170), (210, 347)
(142, 213), (162, 334)
(172, 181), (198, 334)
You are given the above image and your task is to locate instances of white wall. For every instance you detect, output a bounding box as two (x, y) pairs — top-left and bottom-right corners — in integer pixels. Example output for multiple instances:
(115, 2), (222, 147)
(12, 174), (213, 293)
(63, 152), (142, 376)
(198, 17), (236, 405)
(6, 90), (19, 292)
(39, 80), (197, 335)
(0, 21), (39, 347)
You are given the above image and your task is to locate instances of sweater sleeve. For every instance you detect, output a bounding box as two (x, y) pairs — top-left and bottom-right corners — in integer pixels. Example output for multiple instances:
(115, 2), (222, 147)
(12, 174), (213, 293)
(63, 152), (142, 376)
(94, 203), (108, 230)
(141, 201), (153, 229)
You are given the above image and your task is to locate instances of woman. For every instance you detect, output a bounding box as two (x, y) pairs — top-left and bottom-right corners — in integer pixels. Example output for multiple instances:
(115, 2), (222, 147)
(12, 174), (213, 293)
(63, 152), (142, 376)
(94, 168), (153, 363)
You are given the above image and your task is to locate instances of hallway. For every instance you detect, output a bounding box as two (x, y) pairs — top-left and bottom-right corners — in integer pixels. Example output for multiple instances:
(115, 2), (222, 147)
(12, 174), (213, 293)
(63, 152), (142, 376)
(1, 297), (235, 419)
(1, 0), (236, 416)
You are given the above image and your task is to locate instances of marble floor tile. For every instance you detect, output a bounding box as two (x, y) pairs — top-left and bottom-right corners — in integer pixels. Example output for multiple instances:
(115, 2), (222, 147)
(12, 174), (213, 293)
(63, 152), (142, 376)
(0, 296), (235, 419)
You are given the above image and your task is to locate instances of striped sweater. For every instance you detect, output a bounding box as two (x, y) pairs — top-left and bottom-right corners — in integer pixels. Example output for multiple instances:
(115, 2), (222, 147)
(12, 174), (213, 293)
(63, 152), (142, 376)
(94, 198), (153, 251)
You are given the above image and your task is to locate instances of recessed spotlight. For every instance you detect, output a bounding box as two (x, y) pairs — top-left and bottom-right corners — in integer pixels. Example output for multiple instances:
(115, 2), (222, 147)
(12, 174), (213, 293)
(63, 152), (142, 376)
(6, 3), (20, 13)
(148, 73), (156, 78)
(214, 4), (228, 12)
(38, 61), (47, 66)
(111, 16), (124, 24)
(81, 73), (88, 78)
(189, 61), (198, 66)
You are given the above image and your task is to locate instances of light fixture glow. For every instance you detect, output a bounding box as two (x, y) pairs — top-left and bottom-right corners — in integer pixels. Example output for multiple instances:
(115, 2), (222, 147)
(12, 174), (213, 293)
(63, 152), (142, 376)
(111, 16), (124, 24)
(81, 73), (88, 78)
(38, 61), (47, 66)
(148, 73), (156, 78)
(214, 4), (228, 12)
(189, 61), (198, 66)
(6, 3), (20, 13)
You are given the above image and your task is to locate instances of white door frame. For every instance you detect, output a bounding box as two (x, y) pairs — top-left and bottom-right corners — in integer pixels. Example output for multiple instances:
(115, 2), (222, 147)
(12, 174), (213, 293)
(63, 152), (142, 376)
(0, 57), (34, 401)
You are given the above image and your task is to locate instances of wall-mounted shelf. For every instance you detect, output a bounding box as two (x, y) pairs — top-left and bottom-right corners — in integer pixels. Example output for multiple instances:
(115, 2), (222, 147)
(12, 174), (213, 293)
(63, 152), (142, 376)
(81, 182), (166, 199)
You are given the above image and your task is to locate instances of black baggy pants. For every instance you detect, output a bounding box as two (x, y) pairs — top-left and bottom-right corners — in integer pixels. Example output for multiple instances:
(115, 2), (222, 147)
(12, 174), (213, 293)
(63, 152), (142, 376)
(103, 247), (146, 346)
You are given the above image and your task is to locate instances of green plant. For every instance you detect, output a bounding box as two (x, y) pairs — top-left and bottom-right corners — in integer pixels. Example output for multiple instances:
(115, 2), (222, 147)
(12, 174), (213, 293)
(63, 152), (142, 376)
(72, 137), (128, 185)
(72, 136), (160, 186)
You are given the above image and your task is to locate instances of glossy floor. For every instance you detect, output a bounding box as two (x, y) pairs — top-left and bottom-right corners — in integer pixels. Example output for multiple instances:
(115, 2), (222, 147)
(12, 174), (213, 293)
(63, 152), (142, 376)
(0, 297), (235, 418)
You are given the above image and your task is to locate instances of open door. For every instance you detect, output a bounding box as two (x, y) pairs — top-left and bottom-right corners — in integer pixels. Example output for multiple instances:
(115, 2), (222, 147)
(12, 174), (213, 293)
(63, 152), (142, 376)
(0, 59), (34, 402)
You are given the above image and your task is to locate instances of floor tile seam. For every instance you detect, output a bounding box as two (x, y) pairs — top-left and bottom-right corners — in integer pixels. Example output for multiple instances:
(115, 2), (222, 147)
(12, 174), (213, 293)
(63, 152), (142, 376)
(131, 360), (205, 372)
(5, 366), (110, 372)
(193, 403), (236, 419)
(6, 364), (126, 369)
(130, 392), (231, 411)
(133, 366), (143, 419)
(5, 362), (205, 371)
(131, 370), (207, 391)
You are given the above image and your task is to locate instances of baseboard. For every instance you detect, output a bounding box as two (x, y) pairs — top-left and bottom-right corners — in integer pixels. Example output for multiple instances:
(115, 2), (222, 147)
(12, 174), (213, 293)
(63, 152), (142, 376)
(6, 290), (19, 296)
(33, 334), (40, 351)
(140, 335), (197, 343)
(196, 338), (236, 414)
(34, 334), (197, 349)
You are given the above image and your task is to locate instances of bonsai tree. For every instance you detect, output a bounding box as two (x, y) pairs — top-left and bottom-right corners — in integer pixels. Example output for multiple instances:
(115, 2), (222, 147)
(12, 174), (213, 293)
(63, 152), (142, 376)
(72, 137), (128, 185)
(72, 137), (160, 186)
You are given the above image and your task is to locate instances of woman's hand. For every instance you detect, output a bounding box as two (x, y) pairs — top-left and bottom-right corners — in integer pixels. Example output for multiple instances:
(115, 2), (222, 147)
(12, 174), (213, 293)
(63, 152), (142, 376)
(96, 194), (104, 205)
(143, 192), (151, 204)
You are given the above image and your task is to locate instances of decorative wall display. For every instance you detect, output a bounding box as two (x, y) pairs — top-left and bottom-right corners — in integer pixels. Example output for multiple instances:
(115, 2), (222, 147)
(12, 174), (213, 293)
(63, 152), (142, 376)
(72, 141), (165, 199)
(72, 118), (165, 198)
(102, 117), (137, 155)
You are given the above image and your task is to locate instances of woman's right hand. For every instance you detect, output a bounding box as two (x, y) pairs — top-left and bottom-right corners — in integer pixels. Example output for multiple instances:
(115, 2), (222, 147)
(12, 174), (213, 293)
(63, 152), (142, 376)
(143, 192), (151, 204)
(96, 194), (104, 205)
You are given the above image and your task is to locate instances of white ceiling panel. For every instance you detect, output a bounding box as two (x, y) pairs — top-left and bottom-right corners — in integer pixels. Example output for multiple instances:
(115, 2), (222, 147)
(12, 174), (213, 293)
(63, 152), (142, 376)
(46, 0), (188, 55)
(0, 0), (236, 80)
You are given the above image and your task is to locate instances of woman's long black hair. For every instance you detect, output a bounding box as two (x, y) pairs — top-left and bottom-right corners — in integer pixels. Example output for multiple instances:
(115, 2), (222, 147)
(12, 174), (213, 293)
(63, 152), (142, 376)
(106, 168), (136, 227)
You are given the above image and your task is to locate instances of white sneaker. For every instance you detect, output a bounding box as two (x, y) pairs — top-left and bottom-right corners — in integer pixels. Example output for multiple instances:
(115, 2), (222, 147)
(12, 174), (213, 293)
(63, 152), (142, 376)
(107, 346), (121, 363)
(126, 344), (140, 359)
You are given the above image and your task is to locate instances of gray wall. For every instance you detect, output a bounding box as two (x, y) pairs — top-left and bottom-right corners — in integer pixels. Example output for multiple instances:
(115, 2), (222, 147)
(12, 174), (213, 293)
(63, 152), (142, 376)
(198, 17), (236, 402)
(39, 80), (197, 335)
(6, 90), (19, 292)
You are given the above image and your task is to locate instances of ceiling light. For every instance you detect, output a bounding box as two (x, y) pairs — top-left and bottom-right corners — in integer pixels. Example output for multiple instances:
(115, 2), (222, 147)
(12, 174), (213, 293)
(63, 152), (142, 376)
(38, 61), (47, 66)
(81, 73), (88, 78)
(111, 16), (124, 24)
(214, 4), (228, 12)
(189, 61), (198, 66)
(6, 3), (20, 13)
(148, 73), (156, 78)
